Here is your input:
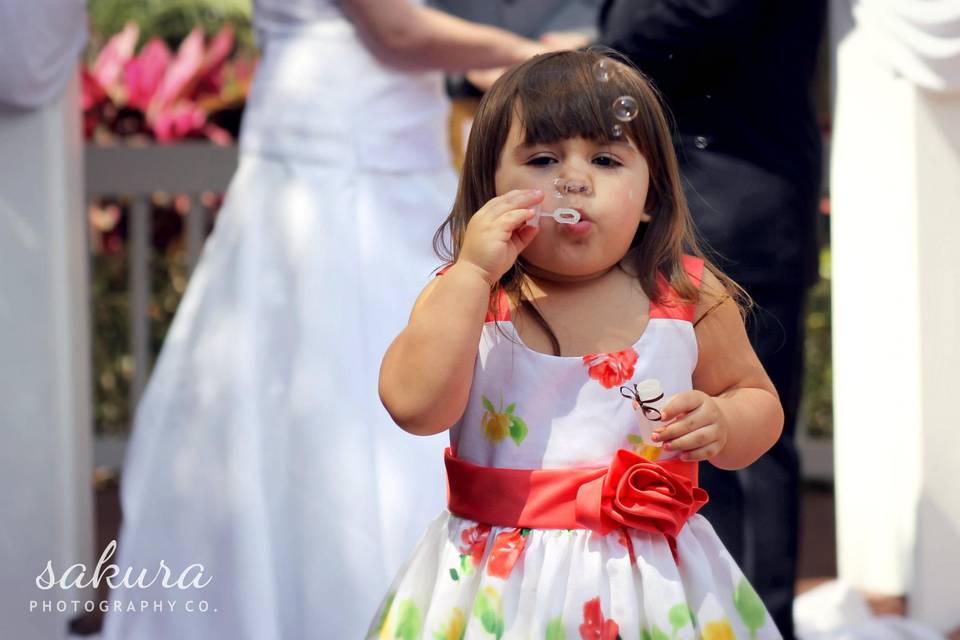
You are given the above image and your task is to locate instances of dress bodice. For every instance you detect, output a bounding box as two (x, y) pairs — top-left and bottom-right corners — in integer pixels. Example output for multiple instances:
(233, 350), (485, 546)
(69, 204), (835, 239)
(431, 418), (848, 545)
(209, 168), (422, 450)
(450, 255), (705, 470)
(242, 0), (450, 170)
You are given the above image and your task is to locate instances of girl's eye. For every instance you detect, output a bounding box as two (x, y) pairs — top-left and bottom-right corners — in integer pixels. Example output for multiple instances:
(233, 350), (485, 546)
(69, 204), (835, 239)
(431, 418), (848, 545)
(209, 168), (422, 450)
(526, 155), (556, 166)
(593, 154), (622, 167)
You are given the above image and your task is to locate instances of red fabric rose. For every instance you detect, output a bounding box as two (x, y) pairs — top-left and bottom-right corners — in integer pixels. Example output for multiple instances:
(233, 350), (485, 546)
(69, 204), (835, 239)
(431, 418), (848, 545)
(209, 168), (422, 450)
(574, 449), (708, 561)
(582, 349), (639, 389)
(579, 597), (620, 640)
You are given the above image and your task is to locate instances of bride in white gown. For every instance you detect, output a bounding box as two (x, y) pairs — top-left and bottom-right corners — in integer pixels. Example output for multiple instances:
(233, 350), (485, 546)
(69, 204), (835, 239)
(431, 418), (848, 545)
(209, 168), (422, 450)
(102, 2), (541, 638)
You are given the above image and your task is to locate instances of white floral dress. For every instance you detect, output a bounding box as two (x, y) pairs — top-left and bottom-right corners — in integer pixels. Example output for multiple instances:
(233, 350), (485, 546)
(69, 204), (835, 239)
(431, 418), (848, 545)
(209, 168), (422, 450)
(367, 255), (782, 640)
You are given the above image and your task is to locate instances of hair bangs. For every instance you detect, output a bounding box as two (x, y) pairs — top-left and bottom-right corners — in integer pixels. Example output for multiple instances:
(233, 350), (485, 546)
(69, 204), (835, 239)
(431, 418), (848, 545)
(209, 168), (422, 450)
(512, 52), (647, 152)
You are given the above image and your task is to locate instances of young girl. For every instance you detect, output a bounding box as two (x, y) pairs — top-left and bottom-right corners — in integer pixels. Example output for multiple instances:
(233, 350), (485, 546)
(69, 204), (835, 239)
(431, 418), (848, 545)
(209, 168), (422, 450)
(369, 50), (785, 640)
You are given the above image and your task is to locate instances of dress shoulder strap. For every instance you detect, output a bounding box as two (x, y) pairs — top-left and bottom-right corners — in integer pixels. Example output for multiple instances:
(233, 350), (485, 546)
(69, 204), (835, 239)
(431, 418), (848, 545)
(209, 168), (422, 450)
(649, 254), (705, 323)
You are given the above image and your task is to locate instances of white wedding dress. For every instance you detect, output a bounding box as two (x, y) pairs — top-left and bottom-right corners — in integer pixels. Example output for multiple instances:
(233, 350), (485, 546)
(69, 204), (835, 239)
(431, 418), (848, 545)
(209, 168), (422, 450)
(102, 2), (454, 638)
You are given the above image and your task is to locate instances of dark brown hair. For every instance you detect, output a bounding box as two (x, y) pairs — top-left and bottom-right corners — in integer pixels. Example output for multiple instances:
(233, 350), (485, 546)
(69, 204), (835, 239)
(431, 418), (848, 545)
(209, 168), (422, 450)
(434, 49), (751, 355)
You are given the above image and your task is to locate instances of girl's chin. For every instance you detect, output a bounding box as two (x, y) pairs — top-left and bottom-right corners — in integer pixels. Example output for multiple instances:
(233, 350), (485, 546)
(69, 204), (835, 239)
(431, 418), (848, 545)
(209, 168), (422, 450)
(517, 256), (612, 283)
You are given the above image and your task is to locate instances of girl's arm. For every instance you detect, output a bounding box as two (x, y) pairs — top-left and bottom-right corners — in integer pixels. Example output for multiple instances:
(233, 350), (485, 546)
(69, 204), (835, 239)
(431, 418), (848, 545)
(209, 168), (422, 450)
(379, 263), (491, 435)
(340, 0), (544, 72)
(656, 268), (783, 469)
(379, 189), (543, 435)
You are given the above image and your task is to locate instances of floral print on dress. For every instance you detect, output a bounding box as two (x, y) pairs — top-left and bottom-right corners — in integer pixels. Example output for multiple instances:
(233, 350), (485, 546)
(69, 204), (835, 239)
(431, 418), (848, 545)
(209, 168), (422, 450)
(434, 607), (466, 640)
(582, 348), (638, 389)
(733, 578), (768, 636)
(487, 528), (528, 580)
(481, 393), (528, 445)
(374, 596), (422, 640)
(474, 586), (505, 638)
(451, 523), (491, 580)
(579, 597), (620, 640)
(626, 433), (662, 461)
(702, 619), (736, 640)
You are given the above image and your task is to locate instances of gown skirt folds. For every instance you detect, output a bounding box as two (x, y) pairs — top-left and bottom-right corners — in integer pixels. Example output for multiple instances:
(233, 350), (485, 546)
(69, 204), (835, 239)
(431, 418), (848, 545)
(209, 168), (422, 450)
(367, 255), (784, 640)
(103, 17), (455, 640)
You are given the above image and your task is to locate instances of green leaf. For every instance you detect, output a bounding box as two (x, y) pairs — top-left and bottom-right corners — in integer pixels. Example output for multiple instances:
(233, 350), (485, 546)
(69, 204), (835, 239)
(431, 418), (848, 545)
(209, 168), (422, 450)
(668, 603), (693, 630)
(450, 568), (459, 581)
(508, 415), (528, 446)
(394, 599), (421, 640)
(459, 554), (474, 576)
(482, 395), (496, 414)
(733, 578), (767, 631)
(641, 630), (653, 640)
(545, 617), (566, 640)
(650, 626), (670, 640)
(505, 402), (516, 414)
(474, 591), (504, 639)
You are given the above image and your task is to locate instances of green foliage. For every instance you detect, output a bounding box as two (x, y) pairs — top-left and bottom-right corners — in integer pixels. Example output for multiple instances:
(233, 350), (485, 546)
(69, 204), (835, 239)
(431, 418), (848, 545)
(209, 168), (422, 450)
(87, 0), (255, 52)
(801, 247), (833, 439)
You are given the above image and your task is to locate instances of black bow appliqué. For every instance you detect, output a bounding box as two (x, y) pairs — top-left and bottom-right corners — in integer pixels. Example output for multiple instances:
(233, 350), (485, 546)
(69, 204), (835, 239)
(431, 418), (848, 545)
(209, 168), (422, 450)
(619, 384), (664, 421)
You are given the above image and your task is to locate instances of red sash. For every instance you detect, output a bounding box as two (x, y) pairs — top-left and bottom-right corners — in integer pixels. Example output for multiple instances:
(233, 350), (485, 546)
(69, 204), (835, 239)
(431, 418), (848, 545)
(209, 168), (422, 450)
(445, 447), (708, 560)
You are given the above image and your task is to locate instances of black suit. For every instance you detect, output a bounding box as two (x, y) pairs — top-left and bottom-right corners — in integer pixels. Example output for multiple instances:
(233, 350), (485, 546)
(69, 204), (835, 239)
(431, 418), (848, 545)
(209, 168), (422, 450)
(599, 2), (826, 638)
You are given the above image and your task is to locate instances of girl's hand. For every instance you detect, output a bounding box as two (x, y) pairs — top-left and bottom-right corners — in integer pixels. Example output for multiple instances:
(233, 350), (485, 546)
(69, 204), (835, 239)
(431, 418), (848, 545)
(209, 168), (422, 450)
(651, 390), (729, 462)
(459, 189), (543, 286)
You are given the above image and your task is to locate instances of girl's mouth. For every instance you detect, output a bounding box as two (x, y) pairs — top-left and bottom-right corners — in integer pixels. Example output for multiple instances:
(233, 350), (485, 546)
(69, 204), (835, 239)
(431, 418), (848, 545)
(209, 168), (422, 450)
(560, 219), (593, 235)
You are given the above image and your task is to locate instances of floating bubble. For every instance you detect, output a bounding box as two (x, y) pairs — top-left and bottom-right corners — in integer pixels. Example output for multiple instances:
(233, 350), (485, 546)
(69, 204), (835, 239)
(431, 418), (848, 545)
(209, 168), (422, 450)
(594, 59), (613, 82)
(613, 96), (639, 122)
(552, 176), (565, 198)
(610, 123), (623, 138)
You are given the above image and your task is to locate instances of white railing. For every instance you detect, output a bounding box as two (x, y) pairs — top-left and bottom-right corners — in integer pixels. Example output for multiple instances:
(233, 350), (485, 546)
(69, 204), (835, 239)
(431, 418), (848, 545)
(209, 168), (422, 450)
(85, 142), (238, 467)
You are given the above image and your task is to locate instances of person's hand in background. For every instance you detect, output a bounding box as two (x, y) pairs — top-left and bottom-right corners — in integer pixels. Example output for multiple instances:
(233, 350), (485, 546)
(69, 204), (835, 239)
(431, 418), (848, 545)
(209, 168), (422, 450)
(540, 31), (591, 50)
(465, 32), (587, 92)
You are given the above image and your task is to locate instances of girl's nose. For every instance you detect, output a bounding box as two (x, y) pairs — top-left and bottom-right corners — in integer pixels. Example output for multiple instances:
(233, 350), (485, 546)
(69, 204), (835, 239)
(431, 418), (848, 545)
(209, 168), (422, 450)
(554, 177), (592, 196)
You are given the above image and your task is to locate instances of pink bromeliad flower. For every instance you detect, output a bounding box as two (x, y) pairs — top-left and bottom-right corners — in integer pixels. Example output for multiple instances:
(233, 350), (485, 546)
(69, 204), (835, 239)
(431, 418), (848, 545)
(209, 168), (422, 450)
(83, 22), (246, 144)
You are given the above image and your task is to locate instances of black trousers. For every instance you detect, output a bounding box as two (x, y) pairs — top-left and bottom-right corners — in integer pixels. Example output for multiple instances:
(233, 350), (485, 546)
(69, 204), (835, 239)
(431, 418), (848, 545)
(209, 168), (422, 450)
(698, 282), (809, 640)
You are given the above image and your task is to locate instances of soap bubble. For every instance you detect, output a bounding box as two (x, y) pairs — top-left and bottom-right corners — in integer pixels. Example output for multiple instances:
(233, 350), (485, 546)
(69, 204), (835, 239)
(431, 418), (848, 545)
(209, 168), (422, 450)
(594, 59), (613, 82)
(552, 176), (565, 198)
(613, 96), (639, 122)
(610, 124), (623, 138)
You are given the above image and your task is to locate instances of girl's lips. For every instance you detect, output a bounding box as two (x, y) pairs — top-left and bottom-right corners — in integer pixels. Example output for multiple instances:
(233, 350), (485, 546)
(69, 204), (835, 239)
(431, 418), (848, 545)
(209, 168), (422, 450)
(560, 219), (593, 235)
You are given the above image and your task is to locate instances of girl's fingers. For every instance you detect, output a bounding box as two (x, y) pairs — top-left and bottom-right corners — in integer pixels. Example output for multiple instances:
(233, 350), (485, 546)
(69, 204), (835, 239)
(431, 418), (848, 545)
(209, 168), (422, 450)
(483, 189), (544, 219)
(652, 406), (701, 442)
(510, 218), (540, 251)
(499, 207), (538, 230)
(662, 423), (717, 453)
(660, 390), (703, 422)
(678, 442), (722, 462)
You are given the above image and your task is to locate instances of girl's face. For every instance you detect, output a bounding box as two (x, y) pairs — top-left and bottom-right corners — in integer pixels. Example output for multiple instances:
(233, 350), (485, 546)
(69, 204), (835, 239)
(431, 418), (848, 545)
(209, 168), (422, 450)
(494, 114), (652, 280)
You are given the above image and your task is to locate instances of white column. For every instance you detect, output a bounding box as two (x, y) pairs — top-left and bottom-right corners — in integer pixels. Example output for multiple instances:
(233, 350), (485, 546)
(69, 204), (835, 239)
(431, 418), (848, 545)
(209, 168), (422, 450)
(910, 89), (960, 629)
(0, 73), (95, 637)
(831, 14), (960, 631)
